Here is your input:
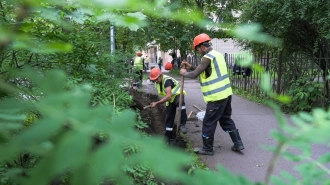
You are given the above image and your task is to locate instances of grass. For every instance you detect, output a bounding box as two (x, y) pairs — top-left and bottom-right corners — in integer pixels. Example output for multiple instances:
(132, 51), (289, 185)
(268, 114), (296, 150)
(232, 86), (268, 105)
(181, 134), (209, 173)
(169, 68), (181, 76)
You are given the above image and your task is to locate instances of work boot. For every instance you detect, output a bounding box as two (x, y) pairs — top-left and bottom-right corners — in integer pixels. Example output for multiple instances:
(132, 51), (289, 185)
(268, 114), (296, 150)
(165, 131), (174, 145)
(194, 136), (214, 156)
(228, 129), (245, 151)
(180, 124), (188, 134)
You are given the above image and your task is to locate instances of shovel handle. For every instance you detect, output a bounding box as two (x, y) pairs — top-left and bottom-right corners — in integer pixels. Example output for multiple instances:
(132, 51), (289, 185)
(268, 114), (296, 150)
(192, 105), (203, 111)
(143, 105), (151, 109)
(187, 111), (193, 119)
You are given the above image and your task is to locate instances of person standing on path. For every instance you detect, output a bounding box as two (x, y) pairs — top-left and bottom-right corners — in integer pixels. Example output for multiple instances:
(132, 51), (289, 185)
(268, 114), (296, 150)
(134, 51), (145, 88)
(180, 33), (244, 155)
(145, 56), (150, 70)
(158, 57), (163, 69)
(149, 68), (188, 144)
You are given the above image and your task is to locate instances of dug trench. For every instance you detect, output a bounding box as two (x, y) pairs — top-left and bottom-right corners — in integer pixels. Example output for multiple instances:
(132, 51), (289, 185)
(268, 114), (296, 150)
(128, 88), (187, 148)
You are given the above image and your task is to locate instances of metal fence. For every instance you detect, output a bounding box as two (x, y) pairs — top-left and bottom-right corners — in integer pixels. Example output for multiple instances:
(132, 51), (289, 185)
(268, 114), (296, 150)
(226, 52), (329, 107)
(187, 51), (330, 107)
(187, 55), (201, 67)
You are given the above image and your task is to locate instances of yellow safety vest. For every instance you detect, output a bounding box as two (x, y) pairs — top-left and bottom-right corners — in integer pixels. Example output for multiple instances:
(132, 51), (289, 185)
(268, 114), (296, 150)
(155, 75), (186, 106)
(134, 57), (143, 70)
(199, 50), (232, 102)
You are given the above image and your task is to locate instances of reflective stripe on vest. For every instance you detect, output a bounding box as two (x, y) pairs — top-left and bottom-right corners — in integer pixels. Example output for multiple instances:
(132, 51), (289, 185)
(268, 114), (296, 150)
(199, 50), (232, 102)
(155, 75), (186, 105)
(134, 57), (143, 70)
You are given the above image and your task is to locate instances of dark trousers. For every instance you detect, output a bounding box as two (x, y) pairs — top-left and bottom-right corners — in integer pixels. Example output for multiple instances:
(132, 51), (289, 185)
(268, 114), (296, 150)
(135, 70), (143, 82)
(202, 95), (237, 137)
(158, 64), (162, 69)
(165, 95), (187, 138)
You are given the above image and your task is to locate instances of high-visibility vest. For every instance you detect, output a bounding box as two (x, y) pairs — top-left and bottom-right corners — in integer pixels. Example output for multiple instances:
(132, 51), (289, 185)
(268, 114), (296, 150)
(199, 50), (232, 102)
(134, 57), (143, 70)
(155, 75), (186, 106)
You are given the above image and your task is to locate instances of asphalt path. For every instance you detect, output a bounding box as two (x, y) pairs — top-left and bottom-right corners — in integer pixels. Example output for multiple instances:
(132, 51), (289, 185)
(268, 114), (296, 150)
(142, 64), (330, 183)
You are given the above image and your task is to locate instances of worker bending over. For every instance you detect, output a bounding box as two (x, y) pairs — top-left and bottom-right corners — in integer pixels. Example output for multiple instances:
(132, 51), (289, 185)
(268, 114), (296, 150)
(149, 67), (188, 144)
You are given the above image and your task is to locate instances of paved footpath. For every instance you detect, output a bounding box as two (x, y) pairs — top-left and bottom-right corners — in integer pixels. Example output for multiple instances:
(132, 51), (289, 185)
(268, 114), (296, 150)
(142, 64), (329, 183)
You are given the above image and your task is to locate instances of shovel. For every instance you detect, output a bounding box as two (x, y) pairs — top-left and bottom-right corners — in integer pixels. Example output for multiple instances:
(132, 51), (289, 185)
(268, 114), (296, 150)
(175, 65), (185, 137)
(143, 105), (151, 109)
(192, 105), (205, 121)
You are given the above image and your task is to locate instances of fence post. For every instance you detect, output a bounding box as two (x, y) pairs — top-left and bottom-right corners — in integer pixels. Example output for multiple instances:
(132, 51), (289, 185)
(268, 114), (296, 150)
(276, 51), (283, 94)
(244, 76), (247, 91)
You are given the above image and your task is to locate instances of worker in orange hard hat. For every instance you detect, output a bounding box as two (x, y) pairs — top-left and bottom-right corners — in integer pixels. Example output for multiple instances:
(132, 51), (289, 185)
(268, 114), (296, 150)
(133, 51), (145, 88)
(149, 68), (188, 144)
(180, 33), (244, 155)
(164, 62), (173, 70)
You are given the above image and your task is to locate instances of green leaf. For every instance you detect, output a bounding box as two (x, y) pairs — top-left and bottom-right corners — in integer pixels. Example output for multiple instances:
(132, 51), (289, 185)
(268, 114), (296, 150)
(232, 23), (282, 46)
(25, 131), (92, 185)
(280, 170), (298, 184)
(276, 95), (292, 103)
(0, 114), (26, 121)
(127, 137), (192, 182)
(260, 72), (271, 93)
(282, 152), (303, 162)
(110, 13), (148, 31)
(0, 123), (22, 130)
(318, 153), (330, 163)
(12, 41), (73, 53)
(0, 118), (64, 162)
(270, 130), (288, 142)
(89, 142), (132, 185)
(252, 63), (264, 73)
(270, 175), (286, 185)
(235, 52), (253, 67)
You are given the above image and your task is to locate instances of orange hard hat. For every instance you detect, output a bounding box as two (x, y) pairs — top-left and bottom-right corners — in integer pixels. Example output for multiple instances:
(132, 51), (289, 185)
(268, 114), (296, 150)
(192, 33), (211, 50)
(136, 51), (142, 56)
(165, 62), (173, 70)
(150, 68), (162, 81)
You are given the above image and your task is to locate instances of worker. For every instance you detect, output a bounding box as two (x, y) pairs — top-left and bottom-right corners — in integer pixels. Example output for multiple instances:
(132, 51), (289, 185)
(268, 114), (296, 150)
(145, 56), (150, 70)
(164, 62), (173, 70)
(134, 51), (145, 88)
(149, 68), (188, 144)
(180, 33), (244, 155)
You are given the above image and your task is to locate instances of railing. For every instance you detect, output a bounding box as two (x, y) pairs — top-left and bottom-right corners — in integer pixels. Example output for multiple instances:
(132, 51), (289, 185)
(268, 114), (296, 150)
(187, 51), (330, 107)
(226, 52), (329, 107)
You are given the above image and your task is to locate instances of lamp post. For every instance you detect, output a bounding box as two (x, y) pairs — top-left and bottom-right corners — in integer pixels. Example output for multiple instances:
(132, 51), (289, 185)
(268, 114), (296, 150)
(110, 25), (115, 54)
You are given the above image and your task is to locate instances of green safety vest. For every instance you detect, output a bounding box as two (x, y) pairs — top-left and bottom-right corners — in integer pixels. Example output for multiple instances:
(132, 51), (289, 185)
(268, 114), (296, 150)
(155, 75), (186, 106)
(134, 57), (143, 70)
(199, 50), (232, 102)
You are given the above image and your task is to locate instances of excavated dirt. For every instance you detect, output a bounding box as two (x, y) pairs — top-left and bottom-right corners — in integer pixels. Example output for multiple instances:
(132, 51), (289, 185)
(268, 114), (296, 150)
(128, 88), (186, 147)
(129, 88), (166, 135)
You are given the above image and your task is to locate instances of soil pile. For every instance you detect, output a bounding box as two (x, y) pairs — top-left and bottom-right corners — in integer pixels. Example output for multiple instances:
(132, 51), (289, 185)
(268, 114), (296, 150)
(129, 89), (165, 135)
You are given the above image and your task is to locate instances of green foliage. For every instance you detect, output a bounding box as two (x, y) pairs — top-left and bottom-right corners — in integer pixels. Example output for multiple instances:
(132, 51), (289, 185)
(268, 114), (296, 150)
(232, 87), (267, 105)
(266, 102), (330, 185)
(281, 77), (324, 112)
(121, 163), (158, 185)
(134, 110), (149, 130)
(169, 68), (180, 76)
(0, 69), (193, 185)
(1, 0), (330, 185)
(239, 0), (330, 52)
(237, 0), (330, 93)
